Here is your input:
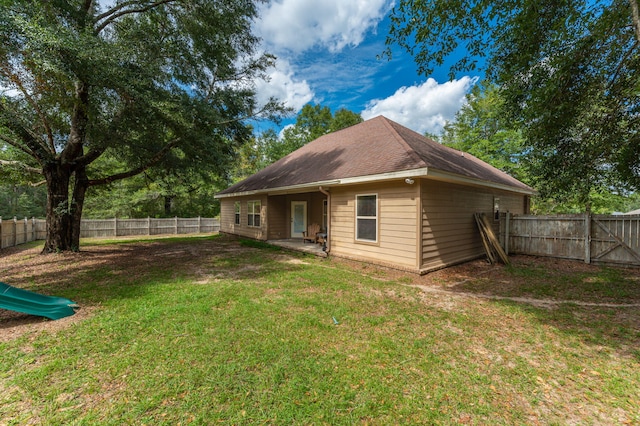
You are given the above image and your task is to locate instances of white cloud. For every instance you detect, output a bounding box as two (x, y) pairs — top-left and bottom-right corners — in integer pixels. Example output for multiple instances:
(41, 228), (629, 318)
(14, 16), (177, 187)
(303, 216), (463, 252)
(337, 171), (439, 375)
(254, 59), (315, 112)
(95, 0), (115, 12)
(0, 80), (21, 98)
(257, 0), (392, 53)
(361, 77), (479, 135)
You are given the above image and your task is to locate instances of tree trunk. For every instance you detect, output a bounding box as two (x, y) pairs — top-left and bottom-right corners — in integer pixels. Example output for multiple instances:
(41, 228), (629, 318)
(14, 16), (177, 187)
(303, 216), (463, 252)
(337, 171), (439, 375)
(42, 165), (90, 253)
(164, 195), (174, 216)
(70, 167), (89, 250)
(42, 163), (73, 253)
(630, 0), (640, 44)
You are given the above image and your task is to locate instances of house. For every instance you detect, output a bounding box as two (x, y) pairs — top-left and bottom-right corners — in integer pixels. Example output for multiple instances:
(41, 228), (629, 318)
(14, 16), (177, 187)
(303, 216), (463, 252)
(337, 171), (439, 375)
(215, 116), (534, 274)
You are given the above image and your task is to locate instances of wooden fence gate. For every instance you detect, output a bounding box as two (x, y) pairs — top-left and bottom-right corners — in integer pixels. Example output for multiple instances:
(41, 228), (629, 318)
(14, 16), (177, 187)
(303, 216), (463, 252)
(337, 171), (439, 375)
(590, 216), (640, 266)
(502, 214), (640, 267)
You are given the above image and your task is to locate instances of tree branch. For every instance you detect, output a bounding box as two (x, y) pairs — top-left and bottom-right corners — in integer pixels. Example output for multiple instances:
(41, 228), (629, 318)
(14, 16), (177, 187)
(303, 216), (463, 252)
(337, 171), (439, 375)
(0, 64), (56, 153)
(94, 0), (177, 34)
(75, 146), (107, 167)
(630, 0), (640, 44)
(0, 104), (50, 163)
(0, 159), (43, 175)
(0, 133), (36, 158)
(88, 138), (180, 186)
(608, 40), (639, 89)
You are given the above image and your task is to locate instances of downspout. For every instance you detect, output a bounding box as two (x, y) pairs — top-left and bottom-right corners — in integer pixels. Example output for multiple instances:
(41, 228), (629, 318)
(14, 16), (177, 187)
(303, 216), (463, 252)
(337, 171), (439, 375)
(319, 186), (331, 253)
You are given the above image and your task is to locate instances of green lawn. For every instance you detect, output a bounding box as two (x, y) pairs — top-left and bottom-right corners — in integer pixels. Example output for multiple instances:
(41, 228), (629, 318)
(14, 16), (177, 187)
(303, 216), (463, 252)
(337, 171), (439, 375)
(1, 235), (638, 424)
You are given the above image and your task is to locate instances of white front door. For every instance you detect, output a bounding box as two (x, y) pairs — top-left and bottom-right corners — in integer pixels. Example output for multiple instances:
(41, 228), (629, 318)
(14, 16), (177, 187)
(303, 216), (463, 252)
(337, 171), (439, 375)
(291, 201), (307, 238)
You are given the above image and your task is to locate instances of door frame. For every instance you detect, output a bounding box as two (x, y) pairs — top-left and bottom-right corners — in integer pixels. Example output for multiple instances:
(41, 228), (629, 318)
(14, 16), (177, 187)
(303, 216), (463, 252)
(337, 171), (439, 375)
(290, 201), (307, 238)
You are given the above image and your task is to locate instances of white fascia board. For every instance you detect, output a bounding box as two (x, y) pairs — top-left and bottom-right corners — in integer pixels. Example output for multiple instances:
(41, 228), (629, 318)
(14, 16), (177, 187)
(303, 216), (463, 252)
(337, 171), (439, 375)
(337, 168), (430, 185)
(426, 169), (537, 195)
(214, 179), (341, 199)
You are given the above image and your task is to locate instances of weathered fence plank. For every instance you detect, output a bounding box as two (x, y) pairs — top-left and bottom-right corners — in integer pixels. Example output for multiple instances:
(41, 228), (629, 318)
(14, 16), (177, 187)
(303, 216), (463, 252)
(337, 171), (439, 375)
(503, 214), (640, 267)
(0, 217), (220, 249)
(0, 218), (39, 249)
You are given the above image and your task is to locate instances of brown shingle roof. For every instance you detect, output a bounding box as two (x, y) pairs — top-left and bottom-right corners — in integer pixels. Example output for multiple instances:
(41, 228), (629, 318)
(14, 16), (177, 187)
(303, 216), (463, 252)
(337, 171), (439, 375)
(217, 116), (533, 195)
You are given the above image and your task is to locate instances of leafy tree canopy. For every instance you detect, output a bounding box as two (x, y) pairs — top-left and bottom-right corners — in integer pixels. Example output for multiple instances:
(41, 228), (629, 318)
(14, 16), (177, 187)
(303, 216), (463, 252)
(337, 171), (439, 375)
(0, 0), (282, 252)
(440, 82), (528, 184)
(440, 82), (639, 214)
(387, 0), (640, 211)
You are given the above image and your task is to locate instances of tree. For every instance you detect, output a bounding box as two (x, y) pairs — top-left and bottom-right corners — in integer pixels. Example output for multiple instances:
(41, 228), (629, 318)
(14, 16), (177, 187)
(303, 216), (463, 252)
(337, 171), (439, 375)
(82, 170), (224, 218)
(386, 0), (640, 211)
(0, 1), (281, 252)
(440, 83), (528, 184)
(439, 82), (639, 214)
(268, 104), (362, 162)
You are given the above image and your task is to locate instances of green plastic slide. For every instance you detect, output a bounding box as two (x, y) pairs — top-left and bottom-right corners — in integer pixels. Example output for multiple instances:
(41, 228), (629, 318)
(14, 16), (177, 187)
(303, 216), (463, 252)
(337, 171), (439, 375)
(0, 282), (78, 320)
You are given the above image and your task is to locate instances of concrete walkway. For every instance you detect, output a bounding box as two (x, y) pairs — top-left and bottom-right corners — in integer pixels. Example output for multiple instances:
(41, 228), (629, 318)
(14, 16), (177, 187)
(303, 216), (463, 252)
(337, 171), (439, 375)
(267, 239), (328, 257)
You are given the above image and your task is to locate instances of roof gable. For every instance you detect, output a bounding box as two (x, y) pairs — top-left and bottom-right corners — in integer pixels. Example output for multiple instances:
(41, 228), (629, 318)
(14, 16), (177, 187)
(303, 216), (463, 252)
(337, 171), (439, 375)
(218, 116), (532, 195)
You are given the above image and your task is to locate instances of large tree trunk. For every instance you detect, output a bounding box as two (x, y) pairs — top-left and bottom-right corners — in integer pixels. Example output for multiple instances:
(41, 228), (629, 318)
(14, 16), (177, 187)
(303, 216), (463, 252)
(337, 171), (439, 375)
(70, 167), (89, 249)
(41, 80), (90, 254)
(42, 163), (73, 253)
(42, 163), (90, 253)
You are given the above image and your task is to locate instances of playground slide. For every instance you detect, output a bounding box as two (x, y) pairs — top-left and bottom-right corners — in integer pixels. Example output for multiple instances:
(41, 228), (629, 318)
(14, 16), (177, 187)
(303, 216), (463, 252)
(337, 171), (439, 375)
(0, 282), (78, 320)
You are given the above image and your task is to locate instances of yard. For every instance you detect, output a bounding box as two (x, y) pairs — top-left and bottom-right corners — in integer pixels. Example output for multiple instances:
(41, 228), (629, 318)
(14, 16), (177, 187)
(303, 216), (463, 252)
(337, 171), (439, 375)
(1, 234), (639, 424)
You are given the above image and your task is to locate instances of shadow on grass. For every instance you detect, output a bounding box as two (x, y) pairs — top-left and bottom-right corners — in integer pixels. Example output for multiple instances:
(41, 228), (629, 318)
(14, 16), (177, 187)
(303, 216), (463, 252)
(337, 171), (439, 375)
(0, 234), (309, 309)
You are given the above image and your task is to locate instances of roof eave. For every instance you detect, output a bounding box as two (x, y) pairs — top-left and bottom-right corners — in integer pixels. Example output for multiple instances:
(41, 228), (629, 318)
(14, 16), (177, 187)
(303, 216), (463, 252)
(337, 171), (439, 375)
(214, 166), (536, 198)
(214, 178), (342, 199)
(426, 169), (537, 195)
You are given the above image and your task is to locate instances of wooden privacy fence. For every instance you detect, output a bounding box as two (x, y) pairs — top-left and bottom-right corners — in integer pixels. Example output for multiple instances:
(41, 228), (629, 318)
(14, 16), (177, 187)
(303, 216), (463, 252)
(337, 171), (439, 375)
(0, 217), (220, 249)
(502, 213), (640, 267)
(0, 217), (39, 249)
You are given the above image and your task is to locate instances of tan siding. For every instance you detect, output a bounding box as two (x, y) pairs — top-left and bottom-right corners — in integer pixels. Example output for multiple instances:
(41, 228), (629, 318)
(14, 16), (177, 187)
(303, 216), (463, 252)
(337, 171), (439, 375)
(420, 180), (526, 271)
(218, 195), (268, 240)
(330, 182), (419, 268)
(267, 196), (287, 239)
(219, 199), (235, 234)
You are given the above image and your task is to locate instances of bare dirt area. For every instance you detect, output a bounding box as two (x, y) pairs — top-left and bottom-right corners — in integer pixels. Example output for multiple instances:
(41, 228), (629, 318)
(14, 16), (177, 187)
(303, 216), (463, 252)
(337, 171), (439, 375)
(1, 236), (639, 344)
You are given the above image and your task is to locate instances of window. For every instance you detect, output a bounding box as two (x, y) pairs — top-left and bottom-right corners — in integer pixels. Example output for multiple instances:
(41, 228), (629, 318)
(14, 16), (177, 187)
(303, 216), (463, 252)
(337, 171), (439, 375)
(247, 201), (261, 227)
(234, 202), (240, 225)
(356, 194), (377, 242)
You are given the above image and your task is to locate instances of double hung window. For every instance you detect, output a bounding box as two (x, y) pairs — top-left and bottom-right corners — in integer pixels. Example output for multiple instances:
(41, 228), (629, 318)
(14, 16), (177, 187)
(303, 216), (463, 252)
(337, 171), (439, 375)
(356, 194), (377, 242)
(248, 201), (261, 227)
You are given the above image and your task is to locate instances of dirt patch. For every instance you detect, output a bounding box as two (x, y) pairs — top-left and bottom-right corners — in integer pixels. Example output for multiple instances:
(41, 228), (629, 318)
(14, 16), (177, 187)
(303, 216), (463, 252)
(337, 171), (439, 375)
(0, 306), (96, 344)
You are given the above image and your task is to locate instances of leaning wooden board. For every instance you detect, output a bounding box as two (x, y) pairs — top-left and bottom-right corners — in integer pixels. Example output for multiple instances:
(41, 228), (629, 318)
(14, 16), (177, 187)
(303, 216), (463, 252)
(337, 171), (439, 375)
(474, 213), (510, 265)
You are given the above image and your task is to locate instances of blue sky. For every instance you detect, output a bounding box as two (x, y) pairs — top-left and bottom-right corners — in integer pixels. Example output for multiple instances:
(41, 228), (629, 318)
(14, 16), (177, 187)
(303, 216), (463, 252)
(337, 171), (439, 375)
(253, 0), (482, 135)
(91, 0), (482, 136)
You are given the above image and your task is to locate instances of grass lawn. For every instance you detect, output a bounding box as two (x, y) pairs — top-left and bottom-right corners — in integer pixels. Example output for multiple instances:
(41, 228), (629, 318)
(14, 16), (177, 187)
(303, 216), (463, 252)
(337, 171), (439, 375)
(0, 235), (639, 424)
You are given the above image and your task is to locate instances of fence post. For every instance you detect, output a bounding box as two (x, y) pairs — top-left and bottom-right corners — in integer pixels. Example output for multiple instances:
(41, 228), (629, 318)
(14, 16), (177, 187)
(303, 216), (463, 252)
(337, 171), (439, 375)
(147, 217), (151, 235)
(175, 216), (178, 235)
(32, 217), (36, 242)
(584, 212), (591, 264)
(12, 217), (17, 247)
(114, 217), (118, 237)
(504, 212), (510, 255)
(198, 216), (201, 233)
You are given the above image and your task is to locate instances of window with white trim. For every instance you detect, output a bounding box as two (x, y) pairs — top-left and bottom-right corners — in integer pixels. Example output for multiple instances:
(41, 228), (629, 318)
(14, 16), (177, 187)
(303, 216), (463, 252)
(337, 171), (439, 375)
(247, 201), (261, 227)
(356, 194), (377, 242)
(234, 202), (241, 225)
